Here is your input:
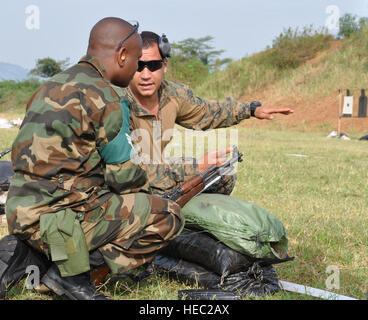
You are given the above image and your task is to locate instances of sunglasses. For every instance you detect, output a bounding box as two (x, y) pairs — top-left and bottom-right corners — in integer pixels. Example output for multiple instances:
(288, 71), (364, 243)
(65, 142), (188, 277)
(137, 60), (164, 72)
(117, 21), (139, 50)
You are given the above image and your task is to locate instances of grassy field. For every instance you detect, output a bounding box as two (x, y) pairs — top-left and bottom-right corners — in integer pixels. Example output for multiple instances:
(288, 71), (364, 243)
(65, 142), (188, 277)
(1, 126), (367, 300)
(232, 127), (368, 300)
(1, 24), (367, 301)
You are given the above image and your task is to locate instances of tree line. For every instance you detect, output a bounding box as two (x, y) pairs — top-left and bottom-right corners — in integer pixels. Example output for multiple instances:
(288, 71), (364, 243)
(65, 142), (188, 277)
(29, 13), (368, 87)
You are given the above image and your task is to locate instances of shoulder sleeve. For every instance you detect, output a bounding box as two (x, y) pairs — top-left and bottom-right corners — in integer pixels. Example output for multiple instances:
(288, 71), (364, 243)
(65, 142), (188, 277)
(12, 83), (99, 177)
(172, 82), (251, 130)
(97, 99), (133, 164)
(96, 98), (147, 194)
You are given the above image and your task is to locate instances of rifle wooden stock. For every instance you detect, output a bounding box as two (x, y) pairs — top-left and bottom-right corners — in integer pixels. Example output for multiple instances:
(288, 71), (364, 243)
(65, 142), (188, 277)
(91, 265), (110, 286)
(176, 181), (205, 208)
(179, 175), (203, 193)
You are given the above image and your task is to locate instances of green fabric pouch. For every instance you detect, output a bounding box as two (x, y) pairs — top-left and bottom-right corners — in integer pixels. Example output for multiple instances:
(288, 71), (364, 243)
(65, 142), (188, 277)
(181, 194), (289, 260)
(40, 208), (90, 277)
(97, 99), (133, 165)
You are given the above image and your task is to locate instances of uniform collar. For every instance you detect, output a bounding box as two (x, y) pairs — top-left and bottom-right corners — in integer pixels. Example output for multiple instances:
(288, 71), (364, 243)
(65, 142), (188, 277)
(78, 55), (108, 79)
(127, 80), (170, 117)
(78, 55), (126, 99)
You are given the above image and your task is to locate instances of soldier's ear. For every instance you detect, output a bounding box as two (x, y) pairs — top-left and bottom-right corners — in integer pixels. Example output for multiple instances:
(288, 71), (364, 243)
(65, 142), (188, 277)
(117, 47), (127, 67)
(163, 59), (168, 74)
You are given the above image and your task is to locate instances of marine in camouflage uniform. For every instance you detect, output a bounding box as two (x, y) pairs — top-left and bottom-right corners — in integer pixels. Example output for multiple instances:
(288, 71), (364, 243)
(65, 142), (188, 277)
(126, 32), (271, 197)
(127, 32), (293, 198)
(5, 54), (183, 278)
(127, 79), (249, 195)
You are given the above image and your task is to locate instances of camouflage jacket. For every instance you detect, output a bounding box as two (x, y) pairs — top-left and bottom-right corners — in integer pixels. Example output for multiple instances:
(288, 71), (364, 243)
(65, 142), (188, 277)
(126, 80), (251, 194)
(6, 55), (147, 238)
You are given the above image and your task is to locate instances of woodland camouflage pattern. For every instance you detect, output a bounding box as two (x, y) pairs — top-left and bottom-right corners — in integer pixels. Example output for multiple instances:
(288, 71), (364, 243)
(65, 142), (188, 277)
(127, 80), (249, 194)
(5, 56), (183, 275)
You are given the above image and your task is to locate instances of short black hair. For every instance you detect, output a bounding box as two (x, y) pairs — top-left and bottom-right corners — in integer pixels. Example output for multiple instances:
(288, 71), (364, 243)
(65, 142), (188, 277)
(140, 31), (171, 59)
(140, 31), (160, 49)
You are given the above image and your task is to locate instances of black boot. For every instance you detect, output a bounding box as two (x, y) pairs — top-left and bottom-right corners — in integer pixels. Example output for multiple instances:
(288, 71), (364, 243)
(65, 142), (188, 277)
(41, 263), (109, 300)
(89, 249), (106, 268)
(0, 234), (50, 299)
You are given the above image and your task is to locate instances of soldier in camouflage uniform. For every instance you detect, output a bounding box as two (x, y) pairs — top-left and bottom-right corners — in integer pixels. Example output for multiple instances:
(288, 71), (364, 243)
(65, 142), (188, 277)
(126, 31), (294, 196)
(0, 18), (183, 300)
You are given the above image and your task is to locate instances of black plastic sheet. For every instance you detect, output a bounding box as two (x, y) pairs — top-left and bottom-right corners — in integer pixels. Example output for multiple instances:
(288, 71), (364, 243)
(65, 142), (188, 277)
(151, 254), (281, 297)
(219, 263), (280, 297)
(151, 254), (221, 289)
(152, 226), (295, 297)
(161, 228), (293, 277)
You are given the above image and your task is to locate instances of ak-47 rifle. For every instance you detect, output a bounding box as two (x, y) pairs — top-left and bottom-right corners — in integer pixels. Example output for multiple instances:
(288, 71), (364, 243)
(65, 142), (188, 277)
(0, 148), (11, 159)
(162, 145), (243, 208)
(0, 147), (12, 215)
(91, 146), (243, 286)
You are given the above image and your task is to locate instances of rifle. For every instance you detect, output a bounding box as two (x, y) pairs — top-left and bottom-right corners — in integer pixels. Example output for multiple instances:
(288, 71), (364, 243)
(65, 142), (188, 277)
(91, 146), (243, 286)
(0, 148), (11, 159)
(162, 145), (243, 208)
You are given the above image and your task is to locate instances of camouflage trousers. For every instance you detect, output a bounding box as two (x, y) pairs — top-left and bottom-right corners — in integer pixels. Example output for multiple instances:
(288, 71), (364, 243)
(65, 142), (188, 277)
(28, 192), (184, 275)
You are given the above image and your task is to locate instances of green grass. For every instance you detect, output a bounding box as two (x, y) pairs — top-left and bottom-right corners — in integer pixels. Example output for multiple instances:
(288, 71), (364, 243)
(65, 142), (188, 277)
(235, 128), (368, 300)
(0, 128), (17, 161)
(0, 79), (42, 118)
(1, 127), (367, 300)
(254, 25), (333, 70)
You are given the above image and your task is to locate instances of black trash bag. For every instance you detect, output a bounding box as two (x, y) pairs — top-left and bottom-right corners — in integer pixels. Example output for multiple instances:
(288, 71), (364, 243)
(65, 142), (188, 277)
(219, 263), (280, 297)
(160, 228), (293, 277)
(151, 254), (220, 289)
(160, 229), (253, 276)
(359, 134), (368, 141)
(0, 161), (14, 191)
(151, 254), (280, 297)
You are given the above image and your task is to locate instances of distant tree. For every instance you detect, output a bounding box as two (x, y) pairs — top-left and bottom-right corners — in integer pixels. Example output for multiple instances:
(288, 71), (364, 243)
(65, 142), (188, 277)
(338, 13), (360, 38)
(30, 57), (70, 78)
(165, 35), (232, 86)
(171, 36), (230, 71)
(214, 58), (234, 71)
(165, 55), (209, 87)
(359, 17), (368, 30)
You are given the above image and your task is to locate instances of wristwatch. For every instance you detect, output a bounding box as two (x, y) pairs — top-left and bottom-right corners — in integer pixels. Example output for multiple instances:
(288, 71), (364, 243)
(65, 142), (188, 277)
(250, 101), (262, 117)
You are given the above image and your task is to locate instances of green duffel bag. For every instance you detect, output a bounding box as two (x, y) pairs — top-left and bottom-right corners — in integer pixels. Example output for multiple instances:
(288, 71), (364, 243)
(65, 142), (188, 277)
(181, 193), (289, 260)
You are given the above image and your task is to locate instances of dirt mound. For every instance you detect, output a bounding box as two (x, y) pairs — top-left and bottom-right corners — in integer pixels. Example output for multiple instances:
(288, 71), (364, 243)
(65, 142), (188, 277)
(308, 40), (342, 67)
(239, 40), (368, 134)
(239, 92), (368, 134)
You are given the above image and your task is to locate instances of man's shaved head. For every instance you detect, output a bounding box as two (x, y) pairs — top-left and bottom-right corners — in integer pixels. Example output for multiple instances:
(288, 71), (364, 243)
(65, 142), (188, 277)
(86, 17), (142, 88)
(88, 17), (137, 53)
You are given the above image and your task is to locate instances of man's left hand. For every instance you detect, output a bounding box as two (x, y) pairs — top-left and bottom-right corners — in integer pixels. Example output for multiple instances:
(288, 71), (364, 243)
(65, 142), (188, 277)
(254, 107), (294, 120)
(198, 147), (232, 173)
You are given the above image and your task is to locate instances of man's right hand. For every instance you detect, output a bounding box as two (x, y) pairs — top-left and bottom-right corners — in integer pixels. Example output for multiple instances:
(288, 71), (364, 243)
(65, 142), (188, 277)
(254, 106), (294, 120)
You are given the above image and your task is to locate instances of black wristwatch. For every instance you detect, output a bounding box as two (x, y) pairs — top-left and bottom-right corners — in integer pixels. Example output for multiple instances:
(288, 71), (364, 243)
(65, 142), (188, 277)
(250, 101), (262, 117)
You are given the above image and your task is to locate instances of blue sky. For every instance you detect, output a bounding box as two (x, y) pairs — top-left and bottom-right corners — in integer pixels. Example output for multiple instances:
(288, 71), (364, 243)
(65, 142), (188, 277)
(1, 0), (367, 70)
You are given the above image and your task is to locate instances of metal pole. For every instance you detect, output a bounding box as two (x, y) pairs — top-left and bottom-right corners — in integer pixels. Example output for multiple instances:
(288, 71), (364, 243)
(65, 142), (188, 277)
(337, 89), (342, 136)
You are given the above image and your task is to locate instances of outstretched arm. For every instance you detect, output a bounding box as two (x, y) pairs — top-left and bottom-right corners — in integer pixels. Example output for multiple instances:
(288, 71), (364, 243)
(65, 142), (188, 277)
(254, 106), (294, 120)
